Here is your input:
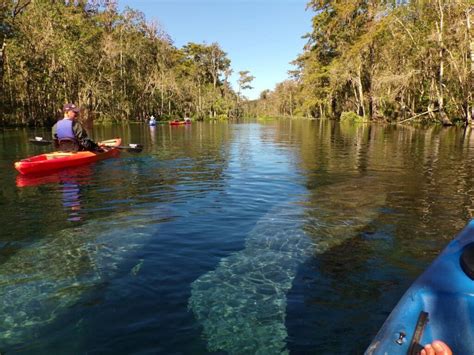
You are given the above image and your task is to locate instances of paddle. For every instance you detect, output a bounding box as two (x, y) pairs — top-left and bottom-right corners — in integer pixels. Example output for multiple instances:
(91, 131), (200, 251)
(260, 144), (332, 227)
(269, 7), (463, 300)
(29, 137), (144, 153)
(29, 137), (53, 146)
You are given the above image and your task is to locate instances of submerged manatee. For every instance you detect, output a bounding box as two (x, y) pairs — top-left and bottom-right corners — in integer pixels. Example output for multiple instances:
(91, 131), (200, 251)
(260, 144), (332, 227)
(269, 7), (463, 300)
(189, 177), (386, 354)
(0, 209), (161, 348)
(189, 206), (310, 354)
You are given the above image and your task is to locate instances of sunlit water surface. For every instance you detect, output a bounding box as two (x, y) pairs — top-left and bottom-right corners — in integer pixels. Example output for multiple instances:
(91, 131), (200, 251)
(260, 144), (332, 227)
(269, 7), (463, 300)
(1, 120), (474, 354)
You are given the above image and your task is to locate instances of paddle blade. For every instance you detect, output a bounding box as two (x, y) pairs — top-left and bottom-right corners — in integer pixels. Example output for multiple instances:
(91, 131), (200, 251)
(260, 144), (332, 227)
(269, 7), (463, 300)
(29, 137), (53, 146)
(124, 144), (143, 153)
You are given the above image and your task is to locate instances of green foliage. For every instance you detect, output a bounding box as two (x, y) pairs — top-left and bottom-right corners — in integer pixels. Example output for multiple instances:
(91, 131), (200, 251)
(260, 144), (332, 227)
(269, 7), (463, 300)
(214, 114), (228, 121)
(2, 1), (240, 126)
(238, 70), (255, 92)
(254, 1), (474, 125)
(339, 111), (367, 123)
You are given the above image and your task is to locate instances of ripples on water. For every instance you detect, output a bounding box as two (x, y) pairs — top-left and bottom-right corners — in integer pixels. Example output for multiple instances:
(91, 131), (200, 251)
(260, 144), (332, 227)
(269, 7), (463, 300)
(1, 121), (474, 353)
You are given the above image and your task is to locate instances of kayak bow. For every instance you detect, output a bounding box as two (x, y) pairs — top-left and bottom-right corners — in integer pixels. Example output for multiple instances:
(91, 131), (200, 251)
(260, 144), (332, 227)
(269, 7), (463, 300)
(366, 220), (474, 354)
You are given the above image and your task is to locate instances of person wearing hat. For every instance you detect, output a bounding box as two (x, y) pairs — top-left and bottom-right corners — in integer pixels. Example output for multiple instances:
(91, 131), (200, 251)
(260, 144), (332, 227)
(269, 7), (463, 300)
(52, 103), (100, 152)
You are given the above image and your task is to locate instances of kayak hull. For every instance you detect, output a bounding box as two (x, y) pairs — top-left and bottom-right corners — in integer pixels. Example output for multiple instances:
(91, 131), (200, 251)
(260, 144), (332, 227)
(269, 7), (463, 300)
(366, 220), (474, 354)
(169, 121), (191, 126)
(16, 165), (93, 187)
(15, 138), (121, 175)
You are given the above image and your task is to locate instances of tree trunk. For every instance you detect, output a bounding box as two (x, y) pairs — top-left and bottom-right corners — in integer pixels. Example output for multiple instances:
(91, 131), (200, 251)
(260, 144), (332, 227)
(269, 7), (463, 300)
(289, 91), (293, 117)
(466, 8), (473, 124)
(120, 28), (124, 95)
(436, 0), (453, 125)
(160, 85), (164, 116)
(367, 44), (380, 120)
(356, 67), (366, 118)
(468, 8), (474, 72)
(351, 81), (361, 116)
(85, 89), (94, 128)
(0, 37), (5, 126)
(198, 83), (202, 116)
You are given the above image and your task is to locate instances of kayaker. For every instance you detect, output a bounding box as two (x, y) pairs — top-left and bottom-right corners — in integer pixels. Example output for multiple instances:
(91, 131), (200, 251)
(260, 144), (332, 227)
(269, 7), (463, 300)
(52, 103), (100, 152)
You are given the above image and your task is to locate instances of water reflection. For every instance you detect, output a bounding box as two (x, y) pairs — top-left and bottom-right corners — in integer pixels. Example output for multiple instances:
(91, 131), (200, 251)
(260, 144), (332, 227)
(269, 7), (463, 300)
(283, 122), (474, 352)
(62, 181), (82, 222)
(149, 125), (156, 145)
(16, 166), (94, 222)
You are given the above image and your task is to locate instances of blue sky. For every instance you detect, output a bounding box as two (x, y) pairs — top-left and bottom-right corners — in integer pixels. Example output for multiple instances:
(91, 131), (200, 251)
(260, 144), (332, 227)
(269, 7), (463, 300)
(119, 0), (313, 99)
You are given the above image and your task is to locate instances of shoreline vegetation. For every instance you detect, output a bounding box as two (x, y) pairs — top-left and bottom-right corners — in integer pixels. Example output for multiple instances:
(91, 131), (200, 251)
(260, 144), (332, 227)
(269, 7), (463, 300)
(1, 1), (473, 127)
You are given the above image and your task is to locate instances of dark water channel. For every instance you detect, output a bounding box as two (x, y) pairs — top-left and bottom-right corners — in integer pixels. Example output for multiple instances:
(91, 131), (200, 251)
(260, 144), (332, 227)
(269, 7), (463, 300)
(1, 120), (474, 354)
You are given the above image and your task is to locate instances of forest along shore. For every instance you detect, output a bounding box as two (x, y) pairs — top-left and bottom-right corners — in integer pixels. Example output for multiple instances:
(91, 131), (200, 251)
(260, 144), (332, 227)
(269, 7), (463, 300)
(2, 2), (472, 126)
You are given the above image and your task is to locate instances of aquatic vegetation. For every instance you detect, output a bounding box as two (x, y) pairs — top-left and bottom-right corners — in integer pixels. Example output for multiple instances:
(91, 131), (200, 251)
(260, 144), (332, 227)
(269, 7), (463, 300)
(189, 177), (386, 354)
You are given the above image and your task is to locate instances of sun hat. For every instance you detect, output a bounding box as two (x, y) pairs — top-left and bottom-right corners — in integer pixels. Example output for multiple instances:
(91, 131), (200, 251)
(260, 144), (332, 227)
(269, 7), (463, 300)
(63, 103), (80, 113)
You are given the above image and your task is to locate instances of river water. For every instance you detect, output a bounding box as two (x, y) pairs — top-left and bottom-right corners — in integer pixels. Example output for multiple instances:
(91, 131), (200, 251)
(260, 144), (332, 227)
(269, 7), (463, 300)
(1, 120), (474, 354)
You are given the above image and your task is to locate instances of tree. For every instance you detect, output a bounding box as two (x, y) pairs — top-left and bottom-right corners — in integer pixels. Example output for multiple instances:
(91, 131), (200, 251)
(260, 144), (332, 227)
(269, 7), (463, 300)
(2, 2), (239, 126)
(0, 0), (30, 124)
(257, 1), (472, 124)
(237, 70), (254, 97)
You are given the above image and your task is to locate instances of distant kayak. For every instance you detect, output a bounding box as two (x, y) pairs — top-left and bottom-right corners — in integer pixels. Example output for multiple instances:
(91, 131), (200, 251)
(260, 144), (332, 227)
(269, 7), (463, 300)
(366, 221), (474, 354)
(169, 120), (191, 126)
(15, 138), (122, 175)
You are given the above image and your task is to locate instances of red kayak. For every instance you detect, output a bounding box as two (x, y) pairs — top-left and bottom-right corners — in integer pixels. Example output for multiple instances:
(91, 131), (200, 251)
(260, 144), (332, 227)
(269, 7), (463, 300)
(169, 120), (191, 126)
(15, 138), (122, 175)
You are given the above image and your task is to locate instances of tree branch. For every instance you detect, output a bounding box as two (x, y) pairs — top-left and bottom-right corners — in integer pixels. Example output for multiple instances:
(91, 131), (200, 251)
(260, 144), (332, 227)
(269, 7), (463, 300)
(398, 109), (439, 124)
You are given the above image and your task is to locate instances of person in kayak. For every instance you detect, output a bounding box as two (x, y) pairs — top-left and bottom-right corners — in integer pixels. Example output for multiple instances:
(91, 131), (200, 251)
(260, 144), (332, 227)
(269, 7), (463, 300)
(52, 103), (101, 152)
(421, 340), (452, 355)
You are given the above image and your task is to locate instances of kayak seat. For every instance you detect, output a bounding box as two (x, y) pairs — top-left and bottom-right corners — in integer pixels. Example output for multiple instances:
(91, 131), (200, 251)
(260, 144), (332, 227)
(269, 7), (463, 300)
(58, 138), (80, 152)
(460, 242), (474, 280)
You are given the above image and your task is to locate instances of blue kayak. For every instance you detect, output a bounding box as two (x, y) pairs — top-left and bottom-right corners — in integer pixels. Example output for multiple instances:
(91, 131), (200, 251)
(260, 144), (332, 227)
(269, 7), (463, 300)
(366, 221), (474, 354)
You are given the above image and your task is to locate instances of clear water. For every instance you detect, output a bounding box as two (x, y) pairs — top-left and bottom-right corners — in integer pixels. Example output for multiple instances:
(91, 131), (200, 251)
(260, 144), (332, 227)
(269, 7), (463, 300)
(1, 120), (474, 354)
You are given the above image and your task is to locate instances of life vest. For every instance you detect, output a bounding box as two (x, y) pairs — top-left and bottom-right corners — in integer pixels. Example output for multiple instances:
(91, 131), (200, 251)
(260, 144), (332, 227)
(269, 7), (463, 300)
(56, 119), (76, 140)
(56, 119), (79, 151)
